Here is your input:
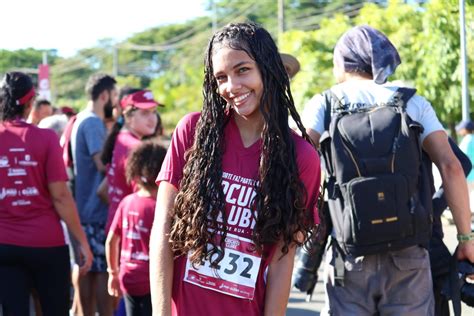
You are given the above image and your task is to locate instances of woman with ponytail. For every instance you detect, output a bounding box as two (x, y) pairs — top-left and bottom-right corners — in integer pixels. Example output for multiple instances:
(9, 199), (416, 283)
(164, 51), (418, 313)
(149, 22), (321, 315)
(0, 72), (92, 315)
(101, 88), (161, 233)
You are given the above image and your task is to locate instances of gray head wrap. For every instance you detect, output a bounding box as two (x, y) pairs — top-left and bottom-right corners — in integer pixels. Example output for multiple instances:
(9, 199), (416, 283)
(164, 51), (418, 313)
(333, 25), (401, 84)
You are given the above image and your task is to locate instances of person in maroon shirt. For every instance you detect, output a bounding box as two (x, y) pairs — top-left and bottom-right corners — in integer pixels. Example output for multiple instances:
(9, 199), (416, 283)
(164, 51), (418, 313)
(149, 22), (321, 316)
(106, 141), (167, 316)
(0, 72), (92, 315)
(100, 89), (161, 233)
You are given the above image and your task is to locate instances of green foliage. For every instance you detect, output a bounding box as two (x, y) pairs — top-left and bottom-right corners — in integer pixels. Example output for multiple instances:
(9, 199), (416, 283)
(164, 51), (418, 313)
(1, 0), (472, 131)
(149, 63), (204, 131)
(280, 14), (351, 110)
(414, 0), (473, 126)
(116, 75), (142, 89)
(0, 49), (59, 75)
(354, 0), (474, 127)
(280, 0), (474, 129)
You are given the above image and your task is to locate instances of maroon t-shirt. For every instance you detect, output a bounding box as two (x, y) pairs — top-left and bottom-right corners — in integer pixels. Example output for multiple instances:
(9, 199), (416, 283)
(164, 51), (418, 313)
(106, 130), (141, 232)
(0, 120), (68, 247)
(156, 112), (321, 316)
(110, 192), (156, 296)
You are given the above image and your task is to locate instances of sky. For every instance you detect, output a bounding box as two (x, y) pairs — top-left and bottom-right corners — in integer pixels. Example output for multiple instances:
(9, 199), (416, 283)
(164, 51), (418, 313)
(2, 0), (207, 57)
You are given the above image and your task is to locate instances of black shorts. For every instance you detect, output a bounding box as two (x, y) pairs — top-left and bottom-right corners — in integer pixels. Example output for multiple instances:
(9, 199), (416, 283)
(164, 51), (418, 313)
(0, 244), (70, 316)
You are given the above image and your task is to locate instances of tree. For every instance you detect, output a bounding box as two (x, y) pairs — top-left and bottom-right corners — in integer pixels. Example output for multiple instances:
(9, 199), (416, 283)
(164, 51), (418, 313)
(355, 0), (474, 132)
(280, 0), (474, 132)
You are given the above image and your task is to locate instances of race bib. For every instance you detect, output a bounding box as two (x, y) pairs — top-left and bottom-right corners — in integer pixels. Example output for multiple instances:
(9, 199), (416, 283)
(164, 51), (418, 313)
(184, 233), (262, 299)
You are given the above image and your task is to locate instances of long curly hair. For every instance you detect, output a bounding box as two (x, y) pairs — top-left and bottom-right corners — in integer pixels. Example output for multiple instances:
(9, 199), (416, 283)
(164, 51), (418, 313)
(169, 22), (315, 266)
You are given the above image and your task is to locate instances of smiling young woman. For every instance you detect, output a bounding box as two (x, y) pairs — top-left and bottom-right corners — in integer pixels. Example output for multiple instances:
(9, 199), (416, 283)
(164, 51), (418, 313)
(149, 22), (321, 316)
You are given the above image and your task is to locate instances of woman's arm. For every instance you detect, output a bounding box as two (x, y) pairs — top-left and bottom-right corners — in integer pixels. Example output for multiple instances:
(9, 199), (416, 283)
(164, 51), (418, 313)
(264, 241), (298, 316)
(105, 231), (121, 297)
(48, 181), (93, 274)
(149, 181), (177, 316)
(97, 177), (109, 204)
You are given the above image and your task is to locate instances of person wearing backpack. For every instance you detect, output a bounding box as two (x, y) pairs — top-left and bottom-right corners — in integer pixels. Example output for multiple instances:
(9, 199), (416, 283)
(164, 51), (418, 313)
(302, 25), (474, 315)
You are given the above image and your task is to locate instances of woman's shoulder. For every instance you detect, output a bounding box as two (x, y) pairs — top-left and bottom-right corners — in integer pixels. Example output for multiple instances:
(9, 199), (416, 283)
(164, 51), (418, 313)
(290, 132), (319, 165)
(178, 112), (201, 128)
(32, 124), (60, 141)
(173, 112), (201, 137)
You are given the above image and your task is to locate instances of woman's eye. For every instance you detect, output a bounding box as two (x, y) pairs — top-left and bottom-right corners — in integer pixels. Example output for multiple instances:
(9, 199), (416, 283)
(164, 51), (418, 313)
(215, 75), (226, 82)
(238, 67), (249, 74)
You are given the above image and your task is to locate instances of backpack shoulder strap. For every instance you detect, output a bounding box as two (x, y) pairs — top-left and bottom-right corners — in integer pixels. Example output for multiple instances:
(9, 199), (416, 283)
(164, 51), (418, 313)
(323, 90), (332, 131)
(390, 87), (417, 108)
(323, 89), (345, 131)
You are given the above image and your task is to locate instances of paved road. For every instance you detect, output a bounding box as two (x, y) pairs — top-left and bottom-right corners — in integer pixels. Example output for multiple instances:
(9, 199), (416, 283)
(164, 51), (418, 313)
(286, 219), (473, 315)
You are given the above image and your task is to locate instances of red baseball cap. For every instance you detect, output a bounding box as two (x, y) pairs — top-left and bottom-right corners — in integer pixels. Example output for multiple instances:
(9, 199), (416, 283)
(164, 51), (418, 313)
(60, 106), (77, 115)
(120, 90), (162, 109)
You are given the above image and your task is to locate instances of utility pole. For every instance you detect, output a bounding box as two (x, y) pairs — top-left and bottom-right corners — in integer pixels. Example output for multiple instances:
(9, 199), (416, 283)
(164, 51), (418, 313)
(112, 46), (119, 77)
(278, 0), (285, 37)
(460, 0), (470, 121)
(42, 51), (48, 65)
(211, 0), (217, 33)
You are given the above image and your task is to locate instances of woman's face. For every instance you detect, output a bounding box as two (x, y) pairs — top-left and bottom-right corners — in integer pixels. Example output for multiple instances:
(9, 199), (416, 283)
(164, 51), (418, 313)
(125, 107), (157, 138)
(212, 47), (264, 121)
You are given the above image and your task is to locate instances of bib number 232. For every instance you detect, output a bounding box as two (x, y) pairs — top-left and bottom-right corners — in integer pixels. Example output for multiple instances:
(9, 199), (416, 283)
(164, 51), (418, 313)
(184, 233), (262, 299)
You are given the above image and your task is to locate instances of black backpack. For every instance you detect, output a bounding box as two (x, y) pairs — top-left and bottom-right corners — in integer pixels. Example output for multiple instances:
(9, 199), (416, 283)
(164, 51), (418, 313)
(319, 87), (432, 257)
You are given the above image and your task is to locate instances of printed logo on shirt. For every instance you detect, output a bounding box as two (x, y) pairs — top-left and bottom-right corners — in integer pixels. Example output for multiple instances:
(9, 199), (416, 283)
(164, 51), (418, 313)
(21, 187), (39, 197)
(131, 251), (149, 261)
(0, 188), (17, 200)
(9, 148), (25, 152)
(0, 156), (9, 168)
(18, 155), (38, 166)
(214, 172), (259, 236)
(12, 199), (31, 206)
(7, 168), (26, 177)
(126, 231), (141, 240)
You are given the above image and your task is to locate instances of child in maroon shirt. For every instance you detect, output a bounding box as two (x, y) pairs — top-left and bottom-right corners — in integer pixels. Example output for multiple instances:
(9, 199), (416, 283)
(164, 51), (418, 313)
(106, 141), (167, 316)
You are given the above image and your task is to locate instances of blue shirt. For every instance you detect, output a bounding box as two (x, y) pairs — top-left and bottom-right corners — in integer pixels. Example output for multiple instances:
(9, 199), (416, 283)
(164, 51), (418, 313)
(71, 111), (108, 224)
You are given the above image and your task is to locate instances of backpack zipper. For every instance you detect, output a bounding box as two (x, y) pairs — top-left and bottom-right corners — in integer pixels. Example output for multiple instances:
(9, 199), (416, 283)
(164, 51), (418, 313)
(338, 120), (362, 177)
(390, 114), (403, 173)
(341, 138), (362, 177)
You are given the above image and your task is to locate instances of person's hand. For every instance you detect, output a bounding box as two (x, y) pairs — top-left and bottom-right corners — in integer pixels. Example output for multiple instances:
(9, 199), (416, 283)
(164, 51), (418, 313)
(457, 240), (474, 280)
(108, 273), (121, 297)
(77, 243), (93, 275)
(457, 240), (474, 261)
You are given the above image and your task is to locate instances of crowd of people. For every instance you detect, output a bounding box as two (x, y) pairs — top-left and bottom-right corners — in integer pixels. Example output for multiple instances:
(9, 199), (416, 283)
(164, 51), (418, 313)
(0, 21), (473, 316)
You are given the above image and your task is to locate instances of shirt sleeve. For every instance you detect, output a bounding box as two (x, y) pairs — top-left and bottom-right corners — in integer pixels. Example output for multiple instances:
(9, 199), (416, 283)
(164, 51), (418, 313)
(295, 137), (322, 224)
(45, 129), (68, 183)
(156, 112), (200, 190)
(83, 117), (106, 157)
(302, 93), (327, 135)
(110, 198), (124, 236)
(406, 95), (444, 143)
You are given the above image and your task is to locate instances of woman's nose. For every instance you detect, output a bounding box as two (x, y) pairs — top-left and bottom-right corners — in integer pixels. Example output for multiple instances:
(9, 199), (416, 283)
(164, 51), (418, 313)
(226, 76), (242, 95)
